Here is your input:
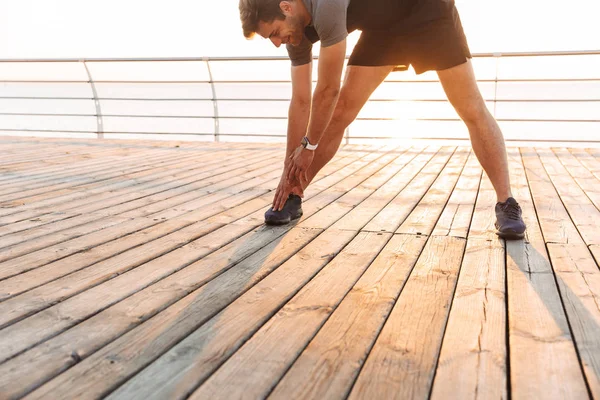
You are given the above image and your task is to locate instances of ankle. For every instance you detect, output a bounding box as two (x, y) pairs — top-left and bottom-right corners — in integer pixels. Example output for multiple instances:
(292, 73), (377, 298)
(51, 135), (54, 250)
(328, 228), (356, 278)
(497, 193), (513, 203)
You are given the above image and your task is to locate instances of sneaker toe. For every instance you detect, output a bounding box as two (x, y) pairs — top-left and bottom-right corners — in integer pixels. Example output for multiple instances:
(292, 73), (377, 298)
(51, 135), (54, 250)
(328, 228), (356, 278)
(264, 208), (291, 225)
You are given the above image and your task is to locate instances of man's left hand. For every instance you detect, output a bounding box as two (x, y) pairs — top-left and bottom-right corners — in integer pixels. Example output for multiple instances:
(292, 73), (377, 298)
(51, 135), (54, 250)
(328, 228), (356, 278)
(287, 145), (314, 189)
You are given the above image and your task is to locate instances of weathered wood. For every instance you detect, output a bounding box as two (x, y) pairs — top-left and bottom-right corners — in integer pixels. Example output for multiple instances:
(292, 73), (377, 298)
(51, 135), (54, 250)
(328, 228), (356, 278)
(0, 148), (272, 224)
(520, 148), (581, 244)
(508, 148), (589, 399)
(21, 148), (394, 398)
(0, 153), (276, 234)
(24, 230), (358, 400)
(332, 146), (433, 231)
(537, 147), (600, 245)
(267, 234), (427, 400)
(591, 245), (600, 266)
(1, 138), (599, 400)
(431, 151), (482, 238)
(0, 225), (320, 399)
(363, 147), (456, 233)
(348, 235), (466, 400)
(547, 243), (600, 398)
(554, 148), (600, 211)
(0, 216), (132, 268)
(189, 231), (393, 400)
(0, 148), (372, 399)
(396, 147), (470, 235)
(0, 145), (388, 394)
(298, 148), (407, 230)
(431, 239), (506, 400)
(569, 147), (600, 182)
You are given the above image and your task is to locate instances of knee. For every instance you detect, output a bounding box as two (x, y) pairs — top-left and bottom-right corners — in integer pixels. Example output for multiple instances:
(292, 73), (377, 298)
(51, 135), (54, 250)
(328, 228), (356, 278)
(331, 94), (360, 127)
(455, 99), (490, 126)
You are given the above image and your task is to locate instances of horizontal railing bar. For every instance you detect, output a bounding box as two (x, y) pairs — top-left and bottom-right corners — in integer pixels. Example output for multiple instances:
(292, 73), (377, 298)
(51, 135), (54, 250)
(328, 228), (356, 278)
(339, 136), (600, 143)
(2, 96), (599, 103)
(2, 128), (598, 143)
(1, 78), (598, 84)
(0, 50), (599, 63)
(0, 113), (215, 118)
(0, 128), (214, 135)
(2, 112), (599, 123)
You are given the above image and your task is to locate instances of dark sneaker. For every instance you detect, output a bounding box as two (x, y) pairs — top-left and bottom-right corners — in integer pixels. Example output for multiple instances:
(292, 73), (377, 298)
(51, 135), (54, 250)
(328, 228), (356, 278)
(495, 197), (526, 240)
(265, 194), (303, 225)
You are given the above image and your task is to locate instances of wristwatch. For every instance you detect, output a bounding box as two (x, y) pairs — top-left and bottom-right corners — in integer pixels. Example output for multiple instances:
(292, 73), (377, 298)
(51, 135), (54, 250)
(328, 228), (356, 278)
(301, 136), (318, 151)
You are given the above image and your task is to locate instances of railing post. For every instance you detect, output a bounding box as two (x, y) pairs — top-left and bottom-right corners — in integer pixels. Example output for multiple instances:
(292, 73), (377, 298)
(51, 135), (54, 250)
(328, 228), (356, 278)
(493, 52), (501, 118)
(345, 126), (350, 145)
(82, 60), (104, 139)
(204, 57), (220, 142)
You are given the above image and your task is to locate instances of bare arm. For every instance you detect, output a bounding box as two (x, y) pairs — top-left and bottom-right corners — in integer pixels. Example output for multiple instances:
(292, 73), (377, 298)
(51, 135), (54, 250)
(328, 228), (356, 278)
(305, 39), (346, 146)
(272, 62), (313, 211)
(285, 62), (313, 159)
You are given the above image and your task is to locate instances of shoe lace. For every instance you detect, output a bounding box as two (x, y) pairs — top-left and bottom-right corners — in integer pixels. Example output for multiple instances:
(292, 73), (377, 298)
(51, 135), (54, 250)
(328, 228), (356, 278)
(501, 202), (521, 220)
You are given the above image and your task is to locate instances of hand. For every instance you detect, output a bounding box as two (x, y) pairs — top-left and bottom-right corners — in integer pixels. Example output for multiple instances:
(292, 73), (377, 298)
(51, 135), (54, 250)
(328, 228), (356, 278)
(272, 163), (304, 211)
(287, 145), (314, 190)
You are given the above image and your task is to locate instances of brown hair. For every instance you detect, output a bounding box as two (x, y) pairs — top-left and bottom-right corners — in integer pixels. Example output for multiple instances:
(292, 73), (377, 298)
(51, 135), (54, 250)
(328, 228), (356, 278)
(239, 0), (287, 38)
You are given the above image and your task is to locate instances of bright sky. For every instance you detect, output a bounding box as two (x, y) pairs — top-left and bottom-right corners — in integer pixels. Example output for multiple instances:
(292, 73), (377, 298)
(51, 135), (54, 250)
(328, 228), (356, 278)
(0, 0), (599, 59)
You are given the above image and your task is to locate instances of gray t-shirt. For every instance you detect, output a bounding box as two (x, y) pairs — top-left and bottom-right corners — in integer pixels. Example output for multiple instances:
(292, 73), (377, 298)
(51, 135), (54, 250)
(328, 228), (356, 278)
(286, 0), (350, 66)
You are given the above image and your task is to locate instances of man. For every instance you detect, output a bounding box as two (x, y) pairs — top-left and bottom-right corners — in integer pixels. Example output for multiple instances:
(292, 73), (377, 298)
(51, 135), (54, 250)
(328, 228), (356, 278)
(238, 0), (526, 240)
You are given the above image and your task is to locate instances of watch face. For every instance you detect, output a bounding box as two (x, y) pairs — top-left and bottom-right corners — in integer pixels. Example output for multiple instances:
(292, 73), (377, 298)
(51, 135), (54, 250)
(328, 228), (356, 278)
(301, 137), (308, 148)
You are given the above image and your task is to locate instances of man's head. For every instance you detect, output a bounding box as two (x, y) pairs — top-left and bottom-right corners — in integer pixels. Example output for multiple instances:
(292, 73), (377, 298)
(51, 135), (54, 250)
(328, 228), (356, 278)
(239, 0), (309, 47)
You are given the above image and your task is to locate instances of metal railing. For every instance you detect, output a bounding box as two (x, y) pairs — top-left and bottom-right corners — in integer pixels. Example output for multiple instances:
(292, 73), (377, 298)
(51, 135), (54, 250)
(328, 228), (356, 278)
(0, 50), (599, 144)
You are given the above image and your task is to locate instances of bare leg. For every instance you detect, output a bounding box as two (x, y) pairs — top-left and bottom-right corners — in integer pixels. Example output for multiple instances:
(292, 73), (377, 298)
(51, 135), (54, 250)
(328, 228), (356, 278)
(437, 59), (512, 202)
(303, 65), (393, 186)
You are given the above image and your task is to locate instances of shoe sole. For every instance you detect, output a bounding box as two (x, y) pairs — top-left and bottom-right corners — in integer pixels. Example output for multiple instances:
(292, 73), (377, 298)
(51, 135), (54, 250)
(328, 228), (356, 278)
(264, 211), (303, 226)
(496, 230), (525, 240)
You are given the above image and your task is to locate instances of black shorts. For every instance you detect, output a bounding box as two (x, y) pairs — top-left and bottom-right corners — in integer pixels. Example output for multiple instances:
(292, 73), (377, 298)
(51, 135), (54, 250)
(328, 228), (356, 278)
(347, 4), (472, 74)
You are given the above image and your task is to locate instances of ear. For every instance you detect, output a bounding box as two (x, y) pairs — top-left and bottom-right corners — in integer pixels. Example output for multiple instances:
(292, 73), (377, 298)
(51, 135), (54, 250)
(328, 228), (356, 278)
(279, 1), (293, 16)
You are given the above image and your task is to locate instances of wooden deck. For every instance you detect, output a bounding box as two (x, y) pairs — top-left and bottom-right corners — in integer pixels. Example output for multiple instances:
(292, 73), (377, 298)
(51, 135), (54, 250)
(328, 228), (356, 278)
(0, 136), (599, 400)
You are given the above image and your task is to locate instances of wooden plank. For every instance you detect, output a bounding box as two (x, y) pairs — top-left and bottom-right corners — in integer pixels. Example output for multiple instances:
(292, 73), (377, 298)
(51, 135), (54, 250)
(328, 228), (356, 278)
(0, 216), (132, 267)
(348, 235), (466, 399)
(431, 151), (482, 238)
(230, 147), (395, 229)
(0, 148), (266, 212)
(0, 148), (374, 398)
(0, 225), (321, 399)
(396, 147), (470, 235)
(554, 148), (600, 211)
(297, 148), (409, 230)
(267, 234), (426, 400)
(23, 229), (359, 400)
(592, 245), (600, 266)
(0, 145), (197, 196)
(0, 155), (276, 252)
(0, 149), (273, 225)
(569, 147), (600, 182)
(467, 173), (498, 241)
(0, 152), (274, 234)
(537, 147), (600, 245)
(14, 148), (396, 400)
(547, 243), (600, 398)
(0, 148), (268, 223)
(330, 146), (433, 232)
(431, 239), (506, 400)
(0, 145), (366, 299)
(188, 232), (393, 400)
(362, 146), (456, 233)
(520, 148), (581, 244)
(0, 149), (210, 204)
(0, 145), (387, 367)
(508, 148), (589, 398)
(0, 146), (143, 183)
(431, 144), (506, 400)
